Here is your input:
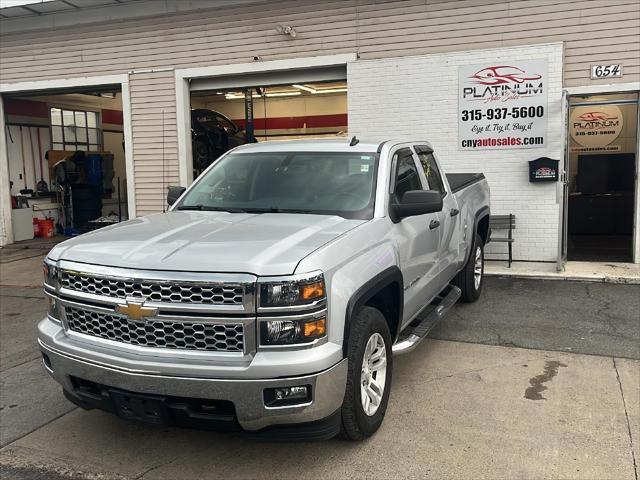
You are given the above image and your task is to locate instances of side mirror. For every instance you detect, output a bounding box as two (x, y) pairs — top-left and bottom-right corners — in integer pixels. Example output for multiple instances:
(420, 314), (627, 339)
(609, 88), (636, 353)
(390, 190), (443, 222)
(167, 186), (186, 206)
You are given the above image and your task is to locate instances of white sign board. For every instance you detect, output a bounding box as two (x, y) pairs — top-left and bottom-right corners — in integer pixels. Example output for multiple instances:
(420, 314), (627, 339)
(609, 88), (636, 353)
(458, 60), (548, 150)
(590, 64), (622, 79)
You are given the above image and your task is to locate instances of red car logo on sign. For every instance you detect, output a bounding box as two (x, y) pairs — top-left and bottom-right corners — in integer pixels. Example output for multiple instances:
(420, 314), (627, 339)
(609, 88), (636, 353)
(470, 66), (542, 85)
(577, 112), (618, 121)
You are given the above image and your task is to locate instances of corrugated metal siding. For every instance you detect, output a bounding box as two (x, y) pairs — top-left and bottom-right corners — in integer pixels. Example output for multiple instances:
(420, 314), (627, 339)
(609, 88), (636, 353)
(1, 0), (638, 214)
(128, 70), (178, 216)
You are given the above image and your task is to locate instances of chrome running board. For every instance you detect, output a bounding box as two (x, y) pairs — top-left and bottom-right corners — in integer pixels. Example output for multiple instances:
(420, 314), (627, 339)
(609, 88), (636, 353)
(392, 284), (461, 355)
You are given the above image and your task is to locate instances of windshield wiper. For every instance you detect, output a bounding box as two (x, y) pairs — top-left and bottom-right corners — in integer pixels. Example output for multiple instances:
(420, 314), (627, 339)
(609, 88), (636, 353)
(242, 207), (316, 214)
(177, 205), (246, 213)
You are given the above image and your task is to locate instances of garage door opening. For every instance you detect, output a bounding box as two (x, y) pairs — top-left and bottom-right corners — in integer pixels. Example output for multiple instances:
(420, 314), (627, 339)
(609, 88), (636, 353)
(189, 78), (347, 178)
(4, 85), (129, 242)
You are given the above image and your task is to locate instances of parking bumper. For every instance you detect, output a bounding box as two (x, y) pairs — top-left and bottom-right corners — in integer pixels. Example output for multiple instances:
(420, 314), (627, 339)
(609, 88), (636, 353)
(39, 341), (348, 432)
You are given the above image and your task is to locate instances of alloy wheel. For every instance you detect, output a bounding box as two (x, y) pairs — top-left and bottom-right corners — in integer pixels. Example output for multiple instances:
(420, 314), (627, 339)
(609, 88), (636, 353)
(474, 245), (483, 290)
(360, 332), (387, 416)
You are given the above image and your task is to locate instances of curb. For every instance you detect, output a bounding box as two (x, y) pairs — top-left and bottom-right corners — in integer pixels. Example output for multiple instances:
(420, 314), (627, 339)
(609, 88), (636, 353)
(485, 271), (640, 285)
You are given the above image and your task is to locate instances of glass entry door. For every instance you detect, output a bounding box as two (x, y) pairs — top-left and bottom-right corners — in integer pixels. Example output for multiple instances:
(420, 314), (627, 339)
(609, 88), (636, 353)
(566, 92), (638, 262)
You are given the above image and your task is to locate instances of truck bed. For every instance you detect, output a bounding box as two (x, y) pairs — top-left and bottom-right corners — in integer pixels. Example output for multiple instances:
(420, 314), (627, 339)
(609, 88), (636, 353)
(446, 173), (486, 193)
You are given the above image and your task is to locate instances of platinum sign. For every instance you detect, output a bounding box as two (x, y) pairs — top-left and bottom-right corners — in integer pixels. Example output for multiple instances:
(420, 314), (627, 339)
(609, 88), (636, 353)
(458, 60), (548, 150)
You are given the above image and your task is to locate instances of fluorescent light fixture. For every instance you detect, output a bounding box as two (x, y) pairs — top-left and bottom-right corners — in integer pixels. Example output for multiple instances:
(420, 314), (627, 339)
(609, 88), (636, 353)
(292, 84), (347, 94)
(265, 92), (301, 97)
(225, 90), (302, 100)
(292, 84), (315, 93)
(314, 88), (348, 94)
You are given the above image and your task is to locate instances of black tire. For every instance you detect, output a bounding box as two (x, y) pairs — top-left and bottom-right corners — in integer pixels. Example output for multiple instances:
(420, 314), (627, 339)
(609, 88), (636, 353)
(340, 306), (393, 441)
(192, 139), (210, 169)
(454, 233), (484, 303)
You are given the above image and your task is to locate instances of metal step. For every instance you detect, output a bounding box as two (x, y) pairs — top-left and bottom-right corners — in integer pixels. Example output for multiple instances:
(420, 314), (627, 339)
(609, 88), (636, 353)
(392, 284), (461, 355)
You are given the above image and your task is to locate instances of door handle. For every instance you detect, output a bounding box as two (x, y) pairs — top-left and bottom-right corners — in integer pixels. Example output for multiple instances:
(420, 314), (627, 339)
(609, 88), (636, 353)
(429, 219), (440, 230)
(450, 208), (460, 217)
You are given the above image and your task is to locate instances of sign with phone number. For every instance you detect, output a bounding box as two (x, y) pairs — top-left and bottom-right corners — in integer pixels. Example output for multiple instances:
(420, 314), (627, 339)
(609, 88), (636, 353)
(458, 59), (548, 150)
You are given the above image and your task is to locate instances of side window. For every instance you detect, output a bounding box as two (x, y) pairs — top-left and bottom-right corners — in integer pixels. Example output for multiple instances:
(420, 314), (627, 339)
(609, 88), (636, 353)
(416, 148), (445, 196)
(392, 148), (423, 202)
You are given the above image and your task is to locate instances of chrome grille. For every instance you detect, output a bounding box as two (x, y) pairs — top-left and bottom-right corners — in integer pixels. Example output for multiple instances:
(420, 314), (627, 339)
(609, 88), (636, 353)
(60, 271), (245, 305)
(65, 307), (244, 352)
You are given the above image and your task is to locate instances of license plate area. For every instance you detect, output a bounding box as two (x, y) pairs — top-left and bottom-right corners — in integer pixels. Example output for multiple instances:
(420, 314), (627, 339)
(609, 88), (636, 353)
(109, 390), (168, 425)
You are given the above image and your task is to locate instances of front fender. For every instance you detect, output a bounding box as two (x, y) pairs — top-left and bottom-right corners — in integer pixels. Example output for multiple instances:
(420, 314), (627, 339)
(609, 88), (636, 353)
(296, 223), (401, 351)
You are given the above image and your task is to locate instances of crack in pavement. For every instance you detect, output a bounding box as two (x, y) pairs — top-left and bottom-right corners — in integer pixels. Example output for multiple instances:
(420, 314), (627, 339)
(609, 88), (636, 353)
(613, 357), (639, 480)
(0, 294), (44, 300)
(0, 406), (78, 449)
(134, 456), (180, 480)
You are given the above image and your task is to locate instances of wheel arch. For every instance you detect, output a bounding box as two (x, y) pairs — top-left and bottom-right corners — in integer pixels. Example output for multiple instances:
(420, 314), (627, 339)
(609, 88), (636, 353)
(463, 206), (490, 266)
(344, 267), (404, 354)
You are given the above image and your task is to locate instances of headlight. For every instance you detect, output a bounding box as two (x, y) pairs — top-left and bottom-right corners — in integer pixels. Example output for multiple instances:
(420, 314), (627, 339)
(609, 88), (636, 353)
(260, 314), (326, 346)
(46, 294), (61, 322)
(258, 272), (327, 346)
(43, 259), (61, 323)
(43, 259), (59, 289)
(258, 272), (325, 308)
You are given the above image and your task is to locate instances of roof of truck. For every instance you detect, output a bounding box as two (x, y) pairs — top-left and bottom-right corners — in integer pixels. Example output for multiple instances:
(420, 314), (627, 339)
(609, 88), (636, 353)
(232, 138), (434, 154)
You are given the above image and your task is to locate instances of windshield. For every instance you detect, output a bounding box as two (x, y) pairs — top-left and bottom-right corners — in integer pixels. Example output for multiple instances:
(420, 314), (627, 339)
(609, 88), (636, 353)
(176, 151), (378, 219)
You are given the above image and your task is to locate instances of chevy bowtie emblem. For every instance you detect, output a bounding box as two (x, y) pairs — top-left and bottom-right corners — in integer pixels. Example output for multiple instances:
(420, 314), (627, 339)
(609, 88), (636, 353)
(115, 298), (158, 321)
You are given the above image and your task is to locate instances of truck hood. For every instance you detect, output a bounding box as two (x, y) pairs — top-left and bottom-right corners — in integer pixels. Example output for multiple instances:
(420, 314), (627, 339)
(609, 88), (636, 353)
(48, 211), (366, 276)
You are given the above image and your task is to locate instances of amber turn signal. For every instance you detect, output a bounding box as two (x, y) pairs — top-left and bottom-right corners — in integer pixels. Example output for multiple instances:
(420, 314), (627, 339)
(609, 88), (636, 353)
(300, 281), (325, 300)
(303, 318), (326, 338)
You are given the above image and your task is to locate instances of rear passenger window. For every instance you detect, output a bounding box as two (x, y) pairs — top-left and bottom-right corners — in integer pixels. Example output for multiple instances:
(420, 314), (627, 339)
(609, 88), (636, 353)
(392, 148), (423, 202)
(416, 148), (445, 196)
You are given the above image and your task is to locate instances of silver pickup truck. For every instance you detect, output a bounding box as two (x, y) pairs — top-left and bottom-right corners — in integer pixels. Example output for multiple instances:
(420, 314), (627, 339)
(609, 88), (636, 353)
(39, 138), (490, 440)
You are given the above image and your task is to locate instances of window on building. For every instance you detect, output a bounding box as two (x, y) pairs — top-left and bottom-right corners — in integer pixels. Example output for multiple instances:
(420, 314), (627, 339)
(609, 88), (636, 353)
(392, 148), (423, 202)
(415, 147), (445, 196)
(50, 107), (102, 151)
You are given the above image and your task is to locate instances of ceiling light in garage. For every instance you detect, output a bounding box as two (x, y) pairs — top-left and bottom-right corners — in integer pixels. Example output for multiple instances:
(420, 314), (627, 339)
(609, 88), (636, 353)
(292, 84), (316, 93)
(224, 91), (301, 100)
(292, 84), (347, 94)
(265, 92), (301, 97)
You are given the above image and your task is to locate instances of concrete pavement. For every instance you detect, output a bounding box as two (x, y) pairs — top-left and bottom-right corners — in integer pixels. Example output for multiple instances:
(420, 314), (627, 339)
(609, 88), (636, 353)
(485, 260), (640, 285)
(0, 251), (638, 479)
(0, 340), (638, 480)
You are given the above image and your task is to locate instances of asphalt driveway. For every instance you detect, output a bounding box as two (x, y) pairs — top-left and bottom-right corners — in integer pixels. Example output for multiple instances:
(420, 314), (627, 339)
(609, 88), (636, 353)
(430, 276), (640, 360)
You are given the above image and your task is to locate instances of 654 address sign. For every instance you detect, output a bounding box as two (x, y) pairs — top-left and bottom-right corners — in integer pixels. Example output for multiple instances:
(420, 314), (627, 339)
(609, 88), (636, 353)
(590, 64), (623, 79)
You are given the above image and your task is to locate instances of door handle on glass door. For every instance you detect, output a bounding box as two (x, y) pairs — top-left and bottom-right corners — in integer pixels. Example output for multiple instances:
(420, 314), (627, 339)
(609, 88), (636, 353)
(429, 219), (440, 230)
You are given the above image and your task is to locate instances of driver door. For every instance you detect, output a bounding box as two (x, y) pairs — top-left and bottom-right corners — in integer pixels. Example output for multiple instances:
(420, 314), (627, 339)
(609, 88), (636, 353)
(389, 147), (442, 328)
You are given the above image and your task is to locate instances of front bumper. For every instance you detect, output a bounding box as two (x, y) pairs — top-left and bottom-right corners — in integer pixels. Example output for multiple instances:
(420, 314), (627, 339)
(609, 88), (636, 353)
(39, 323), (347, 432)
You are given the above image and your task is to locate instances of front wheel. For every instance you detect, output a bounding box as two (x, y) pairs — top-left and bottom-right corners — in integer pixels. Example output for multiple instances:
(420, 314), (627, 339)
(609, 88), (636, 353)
(340, 306), (393, 441)
(454, 233), (484, 303)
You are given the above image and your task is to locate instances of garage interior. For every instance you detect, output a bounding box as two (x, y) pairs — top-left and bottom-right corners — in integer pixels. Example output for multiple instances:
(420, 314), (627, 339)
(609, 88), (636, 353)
(567, 92), (639, 262)
(4, 85), (128, 242)
(189, 68), (347, 180)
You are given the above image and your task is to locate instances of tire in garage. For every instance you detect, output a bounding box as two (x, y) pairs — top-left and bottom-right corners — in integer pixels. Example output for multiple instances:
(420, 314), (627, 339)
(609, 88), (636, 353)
(192, 139), (210, 170)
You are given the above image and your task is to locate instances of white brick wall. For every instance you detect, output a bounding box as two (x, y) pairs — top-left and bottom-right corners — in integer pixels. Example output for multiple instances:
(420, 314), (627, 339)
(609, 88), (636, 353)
(347, 43), (564, 262)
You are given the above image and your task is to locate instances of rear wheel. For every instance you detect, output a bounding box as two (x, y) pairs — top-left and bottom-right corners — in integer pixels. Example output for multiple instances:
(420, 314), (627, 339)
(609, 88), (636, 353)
(340, 306), (393, 441)
(454, 233), (484, 303)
